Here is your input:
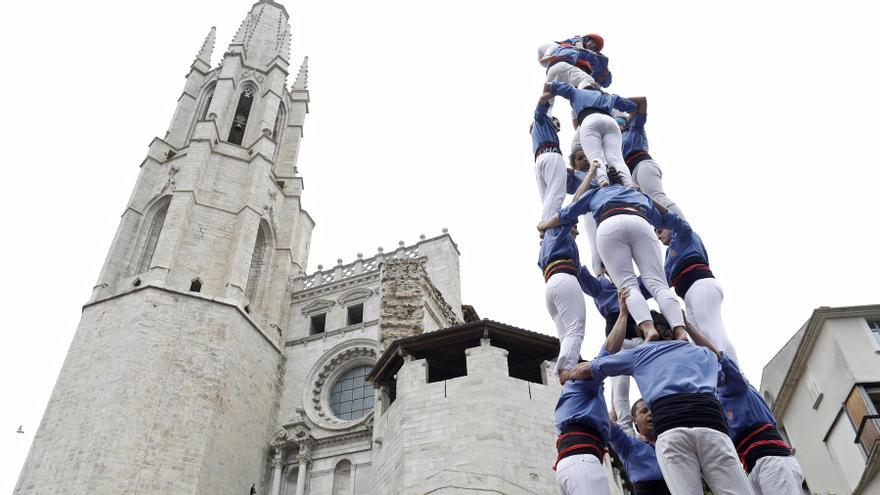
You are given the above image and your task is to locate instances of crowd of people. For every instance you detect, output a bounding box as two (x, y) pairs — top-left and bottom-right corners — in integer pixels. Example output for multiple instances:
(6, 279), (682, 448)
(531, 34), (803, 495)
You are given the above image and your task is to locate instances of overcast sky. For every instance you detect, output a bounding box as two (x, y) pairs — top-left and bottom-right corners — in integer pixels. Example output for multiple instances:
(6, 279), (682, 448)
(2, 0), (879, 490)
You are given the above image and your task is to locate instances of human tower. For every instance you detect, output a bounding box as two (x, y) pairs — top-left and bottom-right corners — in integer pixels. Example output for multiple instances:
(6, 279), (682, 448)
(532, 35), (803, 495)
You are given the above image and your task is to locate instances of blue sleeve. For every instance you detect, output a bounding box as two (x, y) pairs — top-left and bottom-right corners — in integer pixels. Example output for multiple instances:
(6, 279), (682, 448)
(719, 355), (748, 394)
(591, 349), (636, 381)
(559, 188), (596, 223)
(608, 423), (635, 459)
(577, 265), (603, 298)
(596, 345), (610, 359)
(612, 96), (637, 113)
(567, 169), (585, 195)
(662, 212), (693, 237)
(551, 81), (577, 101)
(630, 112), (647, 130)
(636, 277), (652, 300)
(535, 101), (550, 120)
(598, 70), (612, 88)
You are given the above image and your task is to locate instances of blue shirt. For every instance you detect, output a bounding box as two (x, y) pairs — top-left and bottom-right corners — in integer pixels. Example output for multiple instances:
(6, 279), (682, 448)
(538, 223), (579, 271)
(591, 340), (721, 407)
(662, 213), (710, 283)
(556, 347), (611, 439)
(566, 168), (599, 194)
(559, 184), (664, 227)
(550, 82), (635, 118)
(547, 46), (612, 88)
(531, 101), (559, 155)
(717, 355), (777, 442)
(577, 266), (651, 319)
(622, 113), (649, 158)
(608, 423), (665, 483)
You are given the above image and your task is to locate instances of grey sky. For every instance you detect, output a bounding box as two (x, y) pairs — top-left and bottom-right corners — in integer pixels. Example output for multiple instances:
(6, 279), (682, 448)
(2, 0), (878, 490)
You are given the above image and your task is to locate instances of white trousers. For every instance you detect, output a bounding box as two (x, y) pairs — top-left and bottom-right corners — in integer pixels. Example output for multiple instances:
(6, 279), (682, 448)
(749, 456), (804, 495)
(556, 454), (611, 495)
(632, 159), (685, 218)
(545, 273), (586, 375)
(578, 113), (635, 188)
(579, 213), (602, 275)
(655, 427), (755, 495)
(596, 215), (684, 328)
(610, 338), (644, 436)
(684, 278), (739, 363)
(534, 152), (568, 222)
(546, 62), (596, 89)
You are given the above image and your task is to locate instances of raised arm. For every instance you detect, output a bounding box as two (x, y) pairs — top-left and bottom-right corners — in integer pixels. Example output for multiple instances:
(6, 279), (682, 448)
(547, 81), (577, 101)
(683, 317), (721, 360)
(603, 289), (631, 354)
(629, 96), (647, 115)
(576, 265), (603, 298)
(572, 160), (600, 201)
(661, 211), (692, 237)
(611, 95), (638, 113)
(718, 354), (749, 394)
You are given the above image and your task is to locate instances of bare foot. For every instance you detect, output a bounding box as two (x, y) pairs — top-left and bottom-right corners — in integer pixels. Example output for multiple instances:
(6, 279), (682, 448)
(673, 326), (688, 341)
(643, 328), (660, 341)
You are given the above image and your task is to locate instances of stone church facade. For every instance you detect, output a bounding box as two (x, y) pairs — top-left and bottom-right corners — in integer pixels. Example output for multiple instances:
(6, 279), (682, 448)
(15, 2), (628, 494)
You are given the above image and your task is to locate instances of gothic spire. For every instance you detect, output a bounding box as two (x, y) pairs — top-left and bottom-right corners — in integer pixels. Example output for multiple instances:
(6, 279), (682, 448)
(227, 2), (291, 69)
(292, 57), (308, 91)
(196, 26), (216, 66)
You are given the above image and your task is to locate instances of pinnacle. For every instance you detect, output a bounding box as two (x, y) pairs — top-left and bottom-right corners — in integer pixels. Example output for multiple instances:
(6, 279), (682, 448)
(292, 56), (308, 91)
(196, 26), (216, 65)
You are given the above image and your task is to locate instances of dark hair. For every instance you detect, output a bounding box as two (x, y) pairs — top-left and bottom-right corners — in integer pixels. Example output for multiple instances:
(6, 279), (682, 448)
(631, 398), (645, 419)
(568, 149), (580, 168)
(651, 310), (674, 340)
(606, 166), (625, 186)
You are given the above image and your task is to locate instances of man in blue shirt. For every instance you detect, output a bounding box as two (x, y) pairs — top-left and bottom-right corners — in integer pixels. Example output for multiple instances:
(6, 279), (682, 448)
(545, 81), (638, 189)
(656, 212), (739, 362)
(685, 323), (803, 494)
(621, 97), (685, 218)
(567, 315), (755, 495)
(554, 288), (631, 495)
(532, 93), (565, 222)
(608, 400), (671, 495)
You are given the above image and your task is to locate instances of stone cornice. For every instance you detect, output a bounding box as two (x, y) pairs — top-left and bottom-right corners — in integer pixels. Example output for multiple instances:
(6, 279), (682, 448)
(290, 272), (380, 302)
(284, 319), (378, 347)
(82, 284), (282, 354)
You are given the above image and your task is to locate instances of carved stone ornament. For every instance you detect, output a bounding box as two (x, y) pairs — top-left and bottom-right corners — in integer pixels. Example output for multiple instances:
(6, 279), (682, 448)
(303, 343), (378, 430)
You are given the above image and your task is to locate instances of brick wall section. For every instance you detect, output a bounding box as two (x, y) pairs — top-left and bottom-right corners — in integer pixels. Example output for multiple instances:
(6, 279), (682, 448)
(15, 288), (282, 495)
(371, 339), (561, 494)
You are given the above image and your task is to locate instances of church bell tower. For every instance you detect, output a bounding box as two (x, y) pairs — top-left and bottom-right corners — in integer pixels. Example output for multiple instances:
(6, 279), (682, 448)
(15, 2), (313, 493)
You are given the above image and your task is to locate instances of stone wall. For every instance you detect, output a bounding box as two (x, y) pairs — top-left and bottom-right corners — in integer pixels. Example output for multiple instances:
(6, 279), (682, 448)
(15, 287), (282, 495)
(371, 339), (561, 494)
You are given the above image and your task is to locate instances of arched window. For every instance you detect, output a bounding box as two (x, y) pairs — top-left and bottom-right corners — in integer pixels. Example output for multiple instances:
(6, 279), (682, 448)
(272, 101), (286, 142)
(244, 223), (269, 304)
(329, 366), (375, 421)
(199, 86), (215, 121)
(332, 460), (352, 495)
(136, 201), (169, 274)
(227, 85), (256, 145)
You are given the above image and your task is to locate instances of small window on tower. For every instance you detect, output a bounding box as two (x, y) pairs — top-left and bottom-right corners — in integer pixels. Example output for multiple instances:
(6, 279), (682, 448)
(347, 304), (364, 326)
(310, 313), (326, 335)
(189, 279), (202, 292)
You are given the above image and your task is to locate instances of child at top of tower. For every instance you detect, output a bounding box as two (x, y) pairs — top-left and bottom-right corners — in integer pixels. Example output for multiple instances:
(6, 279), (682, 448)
(541, 33), (612, 89)
(532, 92), (566, 222)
